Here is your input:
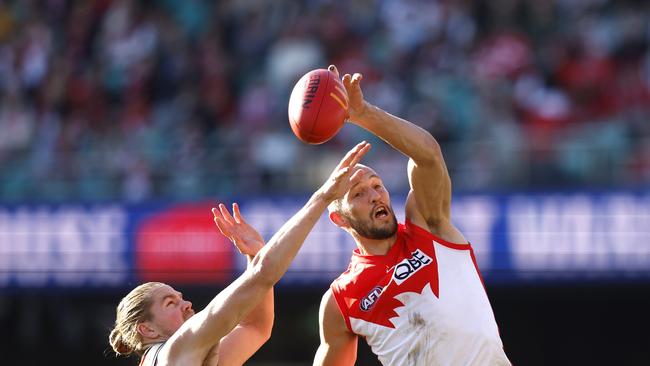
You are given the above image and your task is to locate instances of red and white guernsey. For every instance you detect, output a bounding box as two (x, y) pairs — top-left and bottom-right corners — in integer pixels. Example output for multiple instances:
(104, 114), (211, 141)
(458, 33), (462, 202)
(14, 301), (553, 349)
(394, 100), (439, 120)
(331, 220), (510, 365)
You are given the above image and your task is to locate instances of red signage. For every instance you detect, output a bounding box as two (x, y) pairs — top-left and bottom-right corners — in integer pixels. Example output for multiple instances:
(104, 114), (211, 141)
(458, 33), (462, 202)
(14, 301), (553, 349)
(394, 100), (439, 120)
(135, 203), (234, 284)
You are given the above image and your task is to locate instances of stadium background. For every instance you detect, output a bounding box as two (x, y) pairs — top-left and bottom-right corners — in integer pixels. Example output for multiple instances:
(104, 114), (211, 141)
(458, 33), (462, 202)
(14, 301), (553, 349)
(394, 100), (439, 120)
(1, 0), (649, 365)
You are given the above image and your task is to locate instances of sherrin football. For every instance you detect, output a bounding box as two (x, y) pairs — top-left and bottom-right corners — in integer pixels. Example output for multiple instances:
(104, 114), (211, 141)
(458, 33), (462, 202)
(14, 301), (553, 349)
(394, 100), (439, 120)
(288, 69), (349, 144)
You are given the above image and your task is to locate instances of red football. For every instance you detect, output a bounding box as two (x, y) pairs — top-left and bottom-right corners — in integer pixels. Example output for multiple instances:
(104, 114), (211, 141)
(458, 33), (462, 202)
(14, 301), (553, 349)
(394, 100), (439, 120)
(288, 69), (349, 144)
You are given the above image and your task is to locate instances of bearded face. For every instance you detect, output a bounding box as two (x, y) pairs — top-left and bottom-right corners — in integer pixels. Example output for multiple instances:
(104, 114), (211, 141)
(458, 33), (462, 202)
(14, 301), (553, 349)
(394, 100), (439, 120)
(333, 165), (399, 240)
(342, 202), (398, 240)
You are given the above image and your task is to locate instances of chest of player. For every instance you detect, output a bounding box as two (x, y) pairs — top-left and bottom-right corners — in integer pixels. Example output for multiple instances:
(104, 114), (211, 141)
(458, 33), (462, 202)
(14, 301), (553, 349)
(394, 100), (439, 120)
(343, 235), (495, 332)
(332, 224), (508, 365)
(346, 238), (442, 329)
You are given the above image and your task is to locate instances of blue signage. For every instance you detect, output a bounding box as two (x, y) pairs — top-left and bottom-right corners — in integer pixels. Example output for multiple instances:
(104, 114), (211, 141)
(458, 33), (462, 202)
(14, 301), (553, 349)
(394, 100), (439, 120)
(0, 192), (649, 289)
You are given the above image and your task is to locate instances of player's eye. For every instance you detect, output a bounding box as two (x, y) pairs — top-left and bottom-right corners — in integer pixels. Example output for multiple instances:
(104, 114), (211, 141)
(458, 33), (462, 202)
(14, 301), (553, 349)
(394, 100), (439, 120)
(354, 191), (363, 198)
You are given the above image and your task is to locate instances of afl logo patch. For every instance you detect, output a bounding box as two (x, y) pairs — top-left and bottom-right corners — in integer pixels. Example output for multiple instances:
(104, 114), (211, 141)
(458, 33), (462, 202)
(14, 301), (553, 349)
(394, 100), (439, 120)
(360, 286), (384, 312)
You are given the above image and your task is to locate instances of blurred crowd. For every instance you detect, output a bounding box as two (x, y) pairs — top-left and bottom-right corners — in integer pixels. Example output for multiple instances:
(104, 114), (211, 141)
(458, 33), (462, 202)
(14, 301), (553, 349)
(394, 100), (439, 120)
(0, 0), (649, 202)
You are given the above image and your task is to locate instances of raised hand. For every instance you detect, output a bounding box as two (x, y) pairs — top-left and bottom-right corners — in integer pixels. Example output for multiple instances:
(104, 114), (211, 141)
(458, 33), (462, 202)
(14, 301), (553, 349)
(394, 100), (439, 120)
(318, 141), (371, 203)
(212, 203), (265, 257)
(328, 64), (368, 122)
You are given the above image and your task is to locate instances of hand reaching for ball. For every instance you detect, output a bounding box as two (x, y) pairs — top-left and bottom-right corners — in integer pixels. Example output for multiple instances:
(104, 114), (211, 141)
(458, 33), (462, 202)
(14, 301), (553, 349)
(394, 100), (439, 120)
(327, 64), (369, 123)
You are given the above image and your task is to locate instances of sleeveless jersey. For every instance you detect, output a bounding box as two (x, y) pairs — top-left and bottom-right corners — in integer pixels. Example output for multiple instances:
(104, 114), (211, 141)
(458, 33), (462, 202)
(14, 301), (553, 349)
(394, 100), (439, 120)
(139, 342), (164, 366)
(330, 220), (510, 366)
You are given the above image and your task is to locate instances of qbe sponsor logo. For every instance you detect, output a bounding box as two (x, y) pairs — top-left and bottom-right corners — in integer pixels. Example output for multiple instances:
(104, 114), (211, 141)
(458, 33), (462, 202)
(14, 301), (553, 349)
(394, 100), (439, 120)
(393, 249), (432, 285)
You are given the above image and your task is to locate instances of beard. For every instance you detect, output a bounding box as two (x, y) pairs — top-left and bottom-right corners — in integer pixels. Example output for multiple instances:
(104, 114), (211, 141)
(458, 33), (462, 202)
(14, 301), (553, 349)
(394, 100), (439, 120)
(344, 206), (398, 240)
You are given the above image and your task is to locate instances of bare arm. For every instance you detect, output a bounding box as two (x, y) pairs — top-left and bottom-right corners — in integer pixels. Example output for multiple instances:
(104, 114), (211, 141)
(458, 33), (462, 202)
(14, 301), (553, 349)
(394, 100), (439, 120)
(313, 289), (358, 366)
(334, 65), (462, 241)
(216, 252), (274, 366)
(216, 287), (274, 366)
(352, 102), (450, 225)
(161, 142), (371, 365)
(199, 207), (275, 366)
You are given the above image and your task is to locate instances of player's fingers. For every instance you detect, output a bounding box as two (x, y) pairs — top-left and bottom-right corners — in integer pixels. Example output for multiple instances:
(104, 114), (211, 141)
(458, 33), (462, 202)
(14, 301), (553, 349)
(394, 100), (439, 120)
(349, 142), (371, 167)
(349, 141), (370, 162)
(212, 207), (226, 225)
(219, 203), (236, 226)
(232, 202), (244, 224)
(342, 73), (352, 89)
(335, 144), (361, 169)
(351, 73), (363, 86)
(337, 141), (368, 168)
(213, 216), (231, 237)
(328, 64), (340, 79)
(342, 141), (369, 169)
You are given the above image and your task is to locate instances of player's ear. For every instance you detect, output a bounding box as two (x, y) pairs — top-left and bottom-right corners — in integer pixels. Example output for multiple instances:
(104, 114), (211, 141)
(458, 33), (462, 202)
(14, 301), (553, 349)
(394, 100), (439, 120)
(137, 321), (159, 340)
(329, 210), (349, 228)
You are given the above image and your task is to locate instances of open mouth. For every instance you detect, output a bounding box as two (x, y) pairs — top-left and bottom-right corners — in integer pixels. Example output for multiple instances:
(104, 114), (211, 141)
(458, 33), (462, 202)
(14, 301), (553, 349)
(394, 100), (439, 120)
(373, 206), (389, 219)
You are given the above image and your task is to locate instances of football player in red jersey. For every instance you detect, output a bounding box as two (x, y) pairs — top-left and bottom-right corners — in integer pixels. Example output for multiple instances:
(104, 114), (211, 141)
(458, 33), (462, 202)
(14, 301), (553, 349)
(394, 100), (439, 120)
(313, 65), (510, 366)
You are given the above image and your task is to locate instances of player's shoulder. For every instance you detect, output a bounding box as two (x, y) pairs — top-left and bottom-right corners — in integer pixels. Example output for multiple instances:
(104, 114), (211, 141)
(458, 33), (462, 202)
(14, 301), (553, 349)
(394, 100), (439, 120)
(330, 265), (355, 290)
(320, 288), (343, 320)
(139, 342), (165, 366)
(330, 261), (368, 303)
(320, 287), (335, 305)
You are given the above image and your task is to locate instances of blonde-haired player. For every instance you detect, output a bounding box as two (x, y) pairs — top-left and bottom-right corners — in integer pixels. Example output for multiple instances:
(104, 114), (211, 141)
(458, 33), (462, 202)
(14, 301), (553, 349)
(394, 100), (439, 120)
(109, 141), (371, 366)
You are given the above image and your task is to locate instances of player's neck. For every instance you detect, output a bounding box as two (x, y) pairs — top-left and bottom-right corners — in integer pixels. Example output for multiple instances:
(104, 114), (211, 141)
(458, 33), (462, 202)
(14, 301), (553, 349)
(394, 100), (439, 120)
(355, 235), (397, 256)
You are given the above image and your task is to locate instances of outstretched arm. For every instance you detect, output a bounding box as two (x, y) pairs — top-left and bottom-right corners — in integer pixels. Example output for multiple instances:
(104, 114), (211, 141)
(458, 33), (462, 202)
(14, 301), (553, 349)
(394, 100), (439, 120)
(209, 206), (274, 366)
(161, 142), (371, 365)
(332, 65), (463, 241)
(214, 276), (273, 366)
